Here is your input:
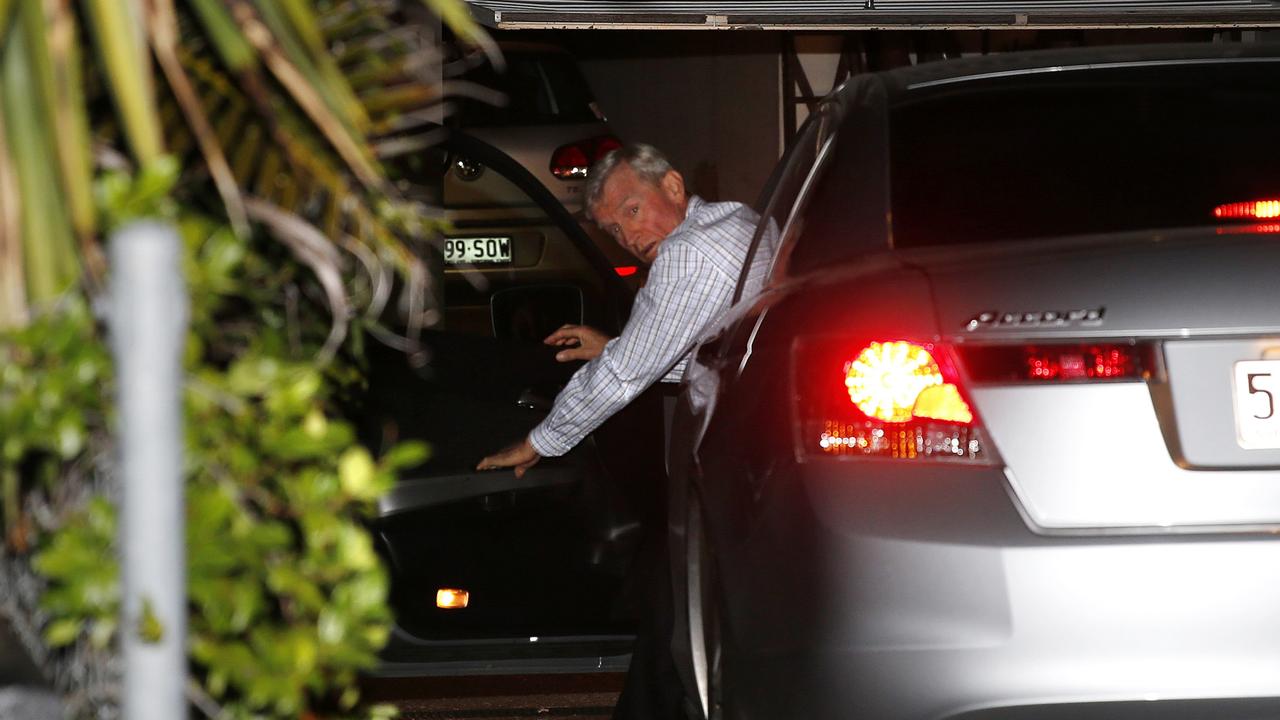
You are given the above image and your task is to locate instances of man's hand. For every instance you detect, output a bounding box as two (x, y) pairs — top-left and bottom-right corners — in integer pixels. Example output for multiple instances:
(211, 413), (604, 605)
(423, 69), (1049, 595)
(476, 437), (541, 479)
(544, 324), (611, 362)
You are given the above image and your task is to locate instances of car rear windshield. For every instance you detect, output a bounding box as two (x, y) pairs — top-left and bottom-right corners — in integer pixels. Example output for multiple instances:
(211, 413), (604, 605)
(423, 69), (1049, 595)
(458, 52), (599, 127)
(889, 60), (1280, 248)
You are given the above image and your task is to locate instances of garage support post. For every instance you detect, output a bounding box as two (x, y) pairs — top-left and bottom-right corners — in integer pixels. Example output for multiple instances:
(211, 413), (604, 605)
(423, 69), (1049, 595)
(110, 221), (188, 720)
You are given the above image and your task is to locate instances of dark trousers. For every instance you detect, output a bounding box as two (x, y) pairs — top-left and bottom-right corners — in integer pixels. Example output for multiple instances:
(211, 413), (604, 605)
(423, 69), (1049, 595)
(613, 392), (687, 720)
(612, 525), (686, 719)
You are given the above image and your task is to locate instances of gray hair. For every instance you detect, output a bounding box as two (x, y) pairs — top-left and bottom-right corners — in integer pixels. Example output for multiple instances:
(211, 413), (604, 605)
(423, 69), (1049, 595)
(584, 143), (675, 219)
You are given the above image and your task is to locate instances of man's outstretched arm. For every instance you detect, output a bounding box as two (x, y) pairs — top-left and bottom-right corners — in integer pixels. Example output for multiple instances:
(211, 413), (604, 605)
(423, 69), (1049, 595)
(527, 243), (731, 458)
(476, 241), (734, 473)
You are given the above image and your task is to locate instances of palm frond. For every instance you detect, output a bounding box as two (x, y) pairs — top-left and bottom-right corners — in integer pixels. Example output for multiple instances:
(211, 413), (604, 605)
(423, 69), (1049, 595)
(0, 102), (27, 329)
(1, 0), (488, 349)
(82, 0), (164, 163)
(45, 0), (104, 283)
(2, 8), (78, 304)
(146, 0), (250, 237)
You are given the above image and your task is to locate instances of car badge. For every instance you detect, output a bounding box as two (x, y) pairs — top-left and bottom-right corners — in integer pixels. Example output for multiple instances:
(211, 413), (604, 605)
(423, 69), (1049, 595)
(965, 307), (1105, 331)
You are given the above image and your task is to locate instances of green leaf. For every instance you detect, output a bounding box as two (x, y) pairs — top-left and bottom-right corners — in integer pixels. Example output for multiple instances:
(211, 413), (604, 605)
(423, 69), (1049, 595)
(335, 523), (377, 571)
(316, 609), (346, 645)
(207, 668), (228, 698)
(44, 617), (82, 647)
(54, 415), (84, 458)
(89, 617), (117, 648)
(381, 440), (429, 471)
(303, 407), (327, 438)
(135, 155), (180, 204)
(339, 686), (359, 710)
(338, 447), (377, 500)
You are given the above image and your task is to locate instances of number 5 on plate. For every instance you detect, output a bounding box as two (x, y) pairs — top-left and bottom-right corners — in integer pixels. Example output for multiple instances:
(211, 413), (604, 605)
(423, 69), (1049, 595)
(1234, 360), (1280, 449)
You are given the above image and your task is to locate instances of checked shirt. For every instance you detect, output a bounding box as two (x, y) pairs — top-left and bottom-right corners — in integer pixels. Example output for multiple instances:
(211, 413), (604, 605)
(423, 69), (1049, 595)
(528, 195), (769, 458)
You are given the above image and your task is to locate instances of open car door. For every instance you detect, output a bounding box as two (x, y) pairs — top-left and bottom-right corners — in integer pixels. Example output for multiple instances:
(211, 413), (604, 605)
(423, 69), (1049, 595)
(355, 131), (665, 674)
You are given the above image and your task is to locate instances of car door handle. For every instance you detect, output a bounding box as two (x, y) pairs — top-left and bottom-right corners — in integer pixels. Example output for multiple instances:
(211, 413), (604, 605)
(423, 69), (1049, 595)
(516, 388), (553, 411)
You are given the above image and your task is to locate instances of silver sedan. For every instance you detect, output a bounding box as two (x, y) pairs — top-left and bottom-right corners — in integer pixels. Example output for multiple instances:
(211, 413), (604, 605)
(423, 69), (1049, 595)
(673, 41), (1280, 720)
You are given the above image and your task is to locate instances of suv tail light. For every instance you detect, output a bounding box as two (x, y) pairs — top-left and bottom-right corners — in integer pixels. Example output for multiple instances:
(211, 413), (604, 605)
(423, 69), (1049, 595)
(794, 339), (995, 464)
(550, 135), (622, 180)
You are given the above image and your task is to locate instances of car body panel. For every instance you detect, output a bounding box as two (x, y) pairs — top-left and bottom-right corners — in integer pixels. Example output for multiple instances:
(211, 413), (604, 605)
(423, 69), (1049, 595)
(915, 232), (1280, 342)
(719, 459), (1280, 719)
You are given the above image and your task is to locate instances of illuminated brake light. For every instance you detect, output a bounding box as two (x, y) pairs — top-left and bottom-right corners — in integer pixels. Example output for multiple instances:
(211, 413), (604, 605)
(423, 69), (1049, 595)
(1214, 199), (1280, 220)
(843, 341), (972, 424)
(551, 135), (623, 180)
(436, 588), (469, 609)
(614, 265), (638, 277)
(961, 343), (1149, 383)
(796, 339), (992, 463)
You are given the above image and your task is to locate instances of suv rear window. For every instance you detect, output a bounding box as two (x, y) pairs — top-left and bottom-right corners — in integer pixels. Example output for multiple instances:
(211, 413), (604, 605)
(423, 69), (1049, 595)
(458, 52), (599, 127)
(889, 61), (1280, 248)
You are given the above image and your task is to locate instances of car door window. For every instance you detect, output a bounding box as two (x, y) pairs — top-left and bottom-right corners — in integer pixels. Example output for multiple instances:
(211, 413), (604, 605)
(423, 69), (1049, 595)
(389, 132), (628, 339)
(735, 102), (842, 303)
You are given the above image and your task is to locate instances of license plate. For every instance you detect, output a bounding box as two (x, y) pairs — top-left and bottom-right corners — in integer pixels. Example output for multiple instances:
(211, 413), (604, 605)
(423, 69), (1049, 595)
(1232, 360), (1280, 448)
(444, 237), (511, 265)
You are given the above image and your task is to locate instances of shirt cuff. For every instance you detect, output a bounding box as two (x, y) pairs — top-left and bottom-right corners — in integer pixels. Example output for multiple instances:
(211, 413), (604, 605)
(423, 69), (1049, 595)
(528, 422), (573, 457)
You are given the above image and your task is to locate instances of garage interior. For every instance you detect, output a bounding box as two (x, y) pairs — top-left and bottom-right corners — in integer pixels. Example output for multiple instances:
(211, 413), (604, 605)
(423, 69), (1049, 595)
(461, 2), (1279, 209)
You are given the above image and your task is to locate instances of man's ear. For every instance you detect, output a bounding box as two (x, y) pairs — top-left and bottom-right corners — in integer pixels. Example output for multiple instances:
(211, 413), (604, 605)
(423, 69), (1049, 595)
(660, 170), (686, 203)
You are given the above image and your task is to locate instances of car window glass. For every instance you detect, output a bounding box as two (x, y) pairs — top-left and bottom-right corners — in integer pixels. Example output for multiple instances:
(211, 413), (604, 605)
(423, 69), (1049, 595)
(889, 61), (1280, 247)
(765, 130), (839, 285)
(735, 103), (840, 301)
(386, 140), (616, 339)
(441, 155), (612, 337)
(458, 53), (599, 127)
(445, 151), (544, 213)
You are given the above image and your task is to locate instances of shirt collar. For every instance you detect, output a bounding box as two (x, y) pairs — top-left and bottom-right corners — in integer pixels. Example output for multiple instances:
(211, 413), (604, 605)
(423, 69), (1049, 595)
(670, 195), (704, 237)
(684, 194), (704, 221)
(653, 195), (704, 263)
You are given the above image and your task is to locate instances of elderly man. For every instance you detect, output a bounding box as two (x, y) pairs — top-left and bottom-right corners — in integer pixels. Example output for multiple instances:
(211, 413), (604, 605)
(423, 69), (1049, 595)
(477, 143), (769, 719)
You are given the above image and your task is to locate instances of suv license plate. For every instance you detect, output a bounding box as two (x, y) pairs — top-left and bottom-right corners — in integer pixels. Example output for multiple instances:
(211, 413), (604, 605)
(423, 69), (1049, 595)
(1233, 360), (1280, 448)
(445, 237), (511, 265)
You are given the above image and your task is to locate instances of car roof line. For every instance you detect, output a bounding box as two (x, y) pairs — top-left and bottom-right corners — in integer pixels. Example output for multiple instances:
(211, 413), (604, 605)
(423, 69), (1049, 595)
(907, 55), (1280, 90)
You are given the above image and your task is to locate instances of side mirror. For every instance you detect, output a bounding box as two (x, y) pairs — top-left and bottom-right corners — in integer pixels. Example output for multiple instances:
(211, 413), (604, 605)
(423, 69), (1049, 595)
(490, 285), (584, 343)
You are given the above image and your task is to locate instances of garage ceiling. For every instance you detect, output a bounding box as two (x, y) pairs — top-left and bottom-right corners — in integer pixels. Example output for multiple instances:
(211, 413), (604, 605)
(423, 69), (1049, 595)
(465, 0), (1280, 29)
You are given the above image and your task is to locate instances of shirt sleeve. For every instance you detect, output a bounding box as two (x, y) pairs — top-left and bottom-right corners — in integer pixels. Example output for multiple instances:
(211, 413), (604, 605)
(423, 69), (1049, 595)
(528, 241), (734, 457)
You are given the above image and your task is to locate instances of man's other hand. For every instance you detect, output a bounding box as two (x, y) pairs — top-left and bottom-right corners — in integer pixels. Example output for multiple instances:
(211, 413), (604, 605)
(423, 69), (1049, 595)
(476, 437), (541, 479)
(544, 324), (611, 362)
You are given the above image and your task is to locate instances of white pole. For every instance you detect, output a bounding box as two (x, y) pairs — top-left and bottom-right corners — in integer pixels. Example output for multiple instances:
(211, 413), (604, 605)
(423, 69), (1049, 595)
(110, 221), (188, 720)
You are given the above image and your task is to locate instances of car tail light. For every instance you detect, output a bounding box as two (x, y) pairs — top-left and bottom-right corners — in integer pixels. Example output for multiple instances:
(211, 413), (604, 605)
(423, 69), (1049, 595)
(550, 135), (622, 180)
(1214, 198), (1280, 220)
(614, 265), (638, 277)
(958, 343), (1152, 383)
(1217, 223), (1280, 235)
(795, 339), (994, 463)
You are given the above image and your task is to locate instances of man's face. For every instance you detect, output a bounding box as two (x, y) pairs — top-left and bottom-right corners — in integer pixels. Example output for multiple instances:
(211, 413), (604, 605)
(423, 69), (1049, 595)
(590, 163), (687, 264)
